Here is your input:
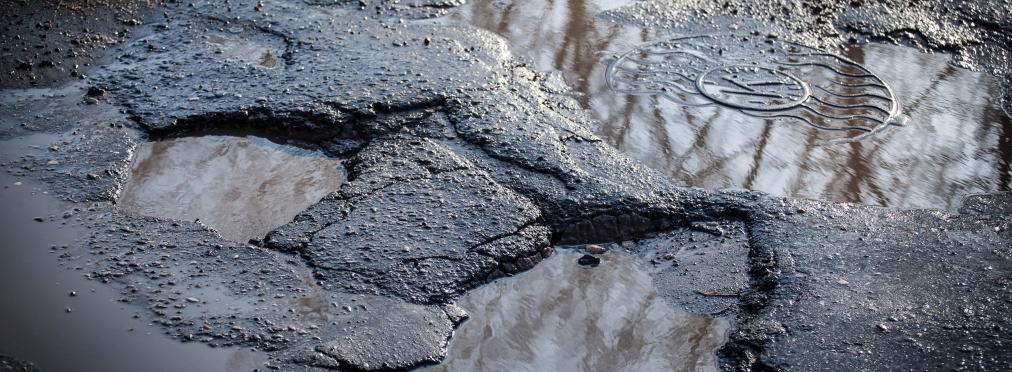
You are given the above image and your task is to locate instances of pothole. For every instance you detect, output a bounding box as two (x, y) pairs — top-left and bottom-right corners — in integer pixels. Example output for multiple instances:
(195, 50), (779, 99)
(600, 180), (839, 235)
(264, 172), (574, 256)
(206, 36), (280, 68)
(118, 134), (344, 242)
(451, 0), (1012, 210)
(425, 251), (730, 371)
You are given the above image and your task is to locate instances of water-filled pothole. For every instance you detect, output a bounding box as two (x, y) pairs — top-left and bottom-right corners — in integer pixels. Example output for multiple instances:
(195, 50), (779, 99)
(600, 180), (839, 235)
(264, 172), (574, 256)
(118, 134), (344, 242)
(0, 134), (269, 372)
(450, 0), (1012, 210)
(425, 251), (730, 371)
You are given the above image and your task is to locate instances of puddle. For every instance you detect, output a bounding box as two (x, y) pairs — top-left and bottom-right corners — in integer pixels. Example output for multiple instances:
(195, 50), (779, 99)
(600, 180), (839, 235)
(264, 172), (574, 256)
(207, 36), (280, 68)
(450, 0), (1012, 210)
(118, 134), (344, 242)
(425, 251), (730, 372)
(0, 134), (268, 372)
(606, 35), (906, 141)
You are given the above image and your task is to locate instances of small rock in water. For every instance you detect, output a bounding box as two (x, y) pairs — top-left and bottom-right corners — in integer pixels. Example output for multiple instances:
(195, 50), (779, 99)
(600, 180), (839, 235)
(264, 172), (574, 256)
(87, 87), (106, 97)
(663, 253), (675, 260)
(585, 244), (607, 254)
(70, 291), (77, 296)
(577, 254), (601, 267)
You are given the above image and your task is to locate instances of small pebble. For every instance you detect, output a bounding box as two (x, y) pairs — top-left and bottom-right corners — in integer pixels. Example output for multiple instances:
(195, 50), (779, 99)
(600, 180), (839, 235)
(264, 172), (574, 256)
(584, 244), (607, 254)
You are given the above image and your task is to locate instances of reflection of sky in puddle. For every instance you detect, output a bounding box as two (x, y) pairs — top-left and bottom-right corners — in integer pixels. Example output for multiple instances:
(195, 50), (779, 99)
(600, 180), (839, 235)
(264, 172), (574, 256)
(425, 252), (729, 372)
(0, 133), (269, 372)
(119, 135), (344, 242)
(449, 0), (1012, 210)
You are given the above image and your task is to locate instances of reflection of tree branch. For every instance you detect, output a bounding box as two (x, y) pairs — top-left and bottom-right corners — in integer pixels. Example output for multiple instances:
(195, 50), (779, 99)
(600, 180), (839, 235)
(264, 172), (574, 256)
(984, 94), (1012, 191)
(743, 121), (773, 190)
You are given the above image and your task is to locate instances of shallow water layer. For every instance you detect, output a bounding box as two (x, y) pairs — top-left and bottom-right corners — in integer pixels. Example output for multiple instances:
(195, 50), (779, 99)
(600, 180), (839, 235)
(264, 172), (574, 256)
(450, 0), (1012, 210)
(0, 134), (267, 372)
(119, 135), (344, 242)
(425, 252), (730, 372)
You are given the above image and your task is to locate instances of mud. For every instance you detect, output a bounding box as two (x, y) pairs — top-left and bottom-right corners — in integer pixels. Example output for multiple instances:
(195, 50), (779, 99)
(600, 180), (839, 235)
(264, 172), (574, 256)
(0, 0), (1010, 370)
(425, 251), (731, 372)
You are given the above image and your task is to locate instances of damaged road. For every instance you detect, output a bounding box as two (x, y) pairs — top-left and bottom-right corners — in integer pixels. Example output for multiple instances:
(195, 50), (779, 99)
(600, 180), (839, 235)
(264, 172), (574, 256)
(1, 0), (1011, 371)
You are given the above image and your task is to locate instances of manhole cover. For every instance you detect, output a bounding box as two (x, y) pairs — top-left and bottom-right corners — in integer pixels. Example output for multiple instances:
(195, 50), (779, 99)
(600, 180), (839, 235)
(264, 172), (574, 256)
(607, 35), (905, 142)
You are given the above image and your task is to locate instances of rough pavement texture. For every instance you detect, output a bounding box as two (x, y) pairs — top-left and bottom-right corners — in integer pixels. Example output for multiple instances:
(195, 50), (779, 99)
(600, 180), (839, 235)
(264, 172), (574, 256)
(2, 0), (1011, 371)
(0, 355), (39, 372)
(588, 221), (753, 316)
(719, 195), (1012, 371)
(73, 211), (468, 371)
(6, 0), (757, 370)
(87, 0), (757, 310)
(0, 0), (158, 89)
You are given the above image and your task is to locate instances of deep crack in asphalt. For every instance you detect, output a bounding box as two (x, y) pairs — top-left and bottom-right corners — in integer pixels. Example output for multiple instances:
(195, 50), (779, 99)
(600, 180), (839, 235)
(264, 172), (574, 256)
(1, 0), (1011, 370)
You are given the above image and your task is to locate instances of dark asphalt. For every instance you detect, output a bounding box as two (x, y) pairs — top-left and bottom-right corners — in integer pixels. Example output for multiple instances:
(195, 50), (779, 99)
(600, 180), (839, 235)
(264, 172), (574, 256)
(1, 0), (1010, 370)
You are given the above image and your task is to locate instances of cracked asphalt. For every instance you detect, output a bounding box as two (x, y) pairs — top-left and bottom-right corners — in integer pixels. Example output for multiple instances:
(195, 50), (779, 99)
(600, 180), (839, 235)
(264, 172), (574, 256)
(1, 0), (1010, 370)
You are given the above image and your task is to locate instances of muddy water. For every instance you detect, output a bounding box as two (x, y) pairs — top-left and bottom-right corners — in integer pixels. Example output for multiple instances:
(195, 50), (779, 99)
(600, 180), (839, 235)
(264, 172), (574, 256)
(118, 135), (344, 242)
(450, 0), (1012, 211)
(0, 134), (267, 372)
(426, 252), (730, 372)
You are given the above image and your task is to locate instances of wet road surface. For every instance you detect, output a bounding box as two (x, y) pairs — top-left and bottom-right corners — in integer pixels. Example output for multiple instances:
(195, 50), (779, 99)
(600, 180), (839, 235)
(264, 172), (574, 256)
(0, 135), (268, 372)
(119, 134), (344, 242)
(450, 0), (1012, 210)
(0, 0), (1010, 370)
(427, 251), (729, 372)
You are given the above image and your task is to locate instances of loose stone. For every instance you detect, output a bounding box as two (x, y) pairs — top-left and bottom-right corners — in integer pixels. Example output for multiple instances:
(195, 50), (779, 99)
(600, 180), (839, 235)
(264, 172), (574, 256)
(577, 255), (601, 267)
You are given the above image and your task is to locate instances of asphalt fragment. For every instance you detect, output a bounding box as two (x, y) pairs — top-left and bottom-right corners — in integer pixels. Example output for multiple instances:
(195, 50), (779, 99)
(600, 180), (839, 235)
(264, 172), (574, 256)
(1, 0), (1010, 370)
(0, 354), (40, 372)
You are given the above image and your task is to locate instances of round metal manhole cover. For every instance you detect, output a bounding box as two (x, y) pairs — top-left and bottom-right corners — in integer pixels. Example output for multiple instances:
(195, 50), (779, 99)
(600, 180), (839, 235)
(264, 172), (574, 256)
(695, 65), (810, 111)
(606, 35), (905, 142)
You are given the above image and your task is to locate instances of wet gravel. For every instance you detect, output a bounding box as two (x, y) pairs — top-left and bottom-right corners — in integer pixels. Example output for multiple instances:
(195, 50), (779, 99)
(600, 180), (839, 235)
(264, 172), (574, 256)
(0, 0), (158, 90)
(0, 354), (39, 372)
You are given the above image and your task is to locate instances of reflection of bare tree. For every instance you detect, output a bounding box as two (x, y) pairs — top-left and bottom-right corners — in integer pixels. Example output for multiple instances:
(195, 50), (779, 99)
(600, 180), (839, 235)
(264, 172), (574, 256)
(455, 0), (1011, 210)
